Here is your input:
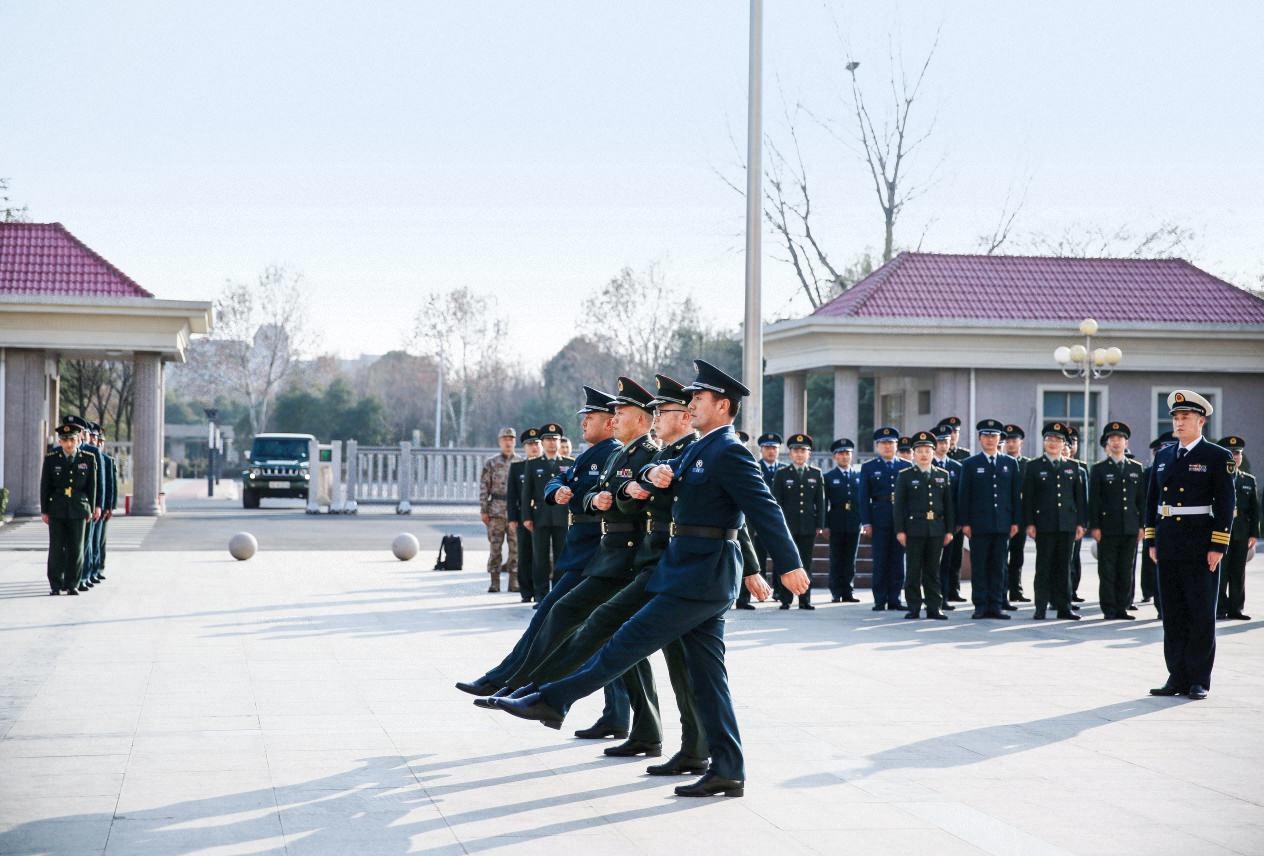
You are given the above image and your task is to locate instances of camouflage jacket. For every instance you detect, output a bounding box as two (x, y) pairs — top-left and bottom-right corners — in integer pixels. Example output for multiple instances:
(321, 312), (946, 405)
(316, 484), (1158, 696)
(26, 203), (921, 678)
(480, 452), (521, 516)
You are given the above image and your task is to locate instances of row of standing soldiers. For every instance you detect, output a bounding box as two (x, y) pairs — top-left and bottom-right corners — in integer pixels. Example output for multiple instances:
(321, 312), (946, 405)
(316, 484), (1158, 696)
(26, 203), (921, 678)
(41, 416), (121, 595)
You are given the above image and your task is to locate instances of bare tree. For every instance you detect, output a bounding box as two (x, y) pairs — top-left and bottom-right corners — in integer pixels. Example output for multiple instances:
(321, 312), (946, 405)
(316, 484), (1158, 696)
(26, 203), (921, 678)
(180, 265), (314, 435)
(58, 359), (136, 439)
(577, 264), (703, 378)
(1, 177), (29, 222)
(975, 174), (1031, 255)
(1024, 221), (1197, 259)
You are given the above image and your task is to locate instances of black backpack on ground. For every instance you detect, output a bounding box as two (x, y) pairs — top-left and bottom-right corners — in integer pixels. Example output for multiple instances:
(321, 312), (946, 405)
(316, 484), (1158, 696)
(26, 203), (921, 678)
(434, 534), (463, 571)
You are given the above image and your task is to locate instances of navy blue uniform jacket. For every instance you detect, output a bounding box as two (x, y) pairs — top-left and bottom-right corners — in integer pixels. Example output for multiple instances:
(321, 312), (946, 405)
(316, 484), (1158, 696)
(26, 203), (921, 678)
(957, 452), (1022, 534)
(645, 426), (801, 603)
(859, 457), (911, 528)
(544, 437), (621, 574)
(1144, 439), (1235, 565)
(824, 465), (862, 533)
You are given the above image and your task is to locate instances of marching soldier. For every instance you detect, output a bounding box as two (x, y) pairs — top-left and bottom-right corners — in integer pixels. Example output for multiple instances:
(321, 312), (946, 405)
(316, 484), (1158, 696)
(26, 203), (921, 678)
(1023, 422), (1086, 620)
(1146, 390), (1235, 700)
(480, 427), (522, 593)
(75, 418), (105, 591)
(939, 416), (971, 462)
(738, 433), (784, 608)
(92, 423), (118, 585)
(1088, 422), (1145, 620)
(824, 438), (862, 603)
(1217, 436), (1258, 621)
(523, 422), (574, 599)
(894, 430), (954, 619)
(860, 426), (911, 611)
(1065, 425), (1089, 606)
(772, 433), (825, 610)
(1140, 431), (1176, 611)
(896, 436), (914, 463)
(957, 419), (1022, 620)
(41, 420), (99, 596)
(933, 426), (965, 607)
(1003, 424), (1031, 602)
(508, 427), (542, 603)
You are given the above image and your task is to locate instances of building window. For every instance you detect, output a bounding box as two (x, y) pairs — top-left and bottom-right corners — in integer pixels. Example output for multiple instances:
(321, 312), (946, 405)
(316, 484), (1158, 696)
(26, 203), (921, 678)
(1151, 387), (1221, 443)
(880, 392), (904, 429)
(1038, 385), (1107, 463)
(917, 390), (931, 415)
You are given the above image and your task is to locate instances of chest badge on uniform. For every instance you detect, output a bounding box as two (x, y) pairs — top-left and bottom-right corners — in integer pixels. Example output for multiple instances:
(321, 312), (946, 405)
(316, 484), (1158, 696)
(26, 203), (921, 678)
(1188, 464), (1207, 473)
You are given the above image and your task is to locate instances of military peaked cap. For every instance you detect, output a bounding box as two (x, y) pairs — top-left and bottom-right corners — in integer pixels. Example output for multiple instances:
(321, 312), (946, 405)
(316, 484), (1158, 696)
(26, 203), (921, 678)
(649, 373), (690, 407)
(910, 430), (936, 449)
(1218, 435), (1246, 450)
(1042, 421), (1071, 441)
(1003, 424), (1025, 440)
(683, 359), (750, 397)
(757, 432), (783, 447)
(787, 433), (813, 450)
(520, 426), (542, 443)
(830, 438), (855, 452)
(976, 419), (1005, 435)
(538, 422), (565, 439)
(897, 436), (913, 452)
(611, 377), (655, 410)
(576, 386), (616, 415)
(873, 426), (899, 442)
(1099, 421), (1131, 445)
(1168, 389), (1214, 417)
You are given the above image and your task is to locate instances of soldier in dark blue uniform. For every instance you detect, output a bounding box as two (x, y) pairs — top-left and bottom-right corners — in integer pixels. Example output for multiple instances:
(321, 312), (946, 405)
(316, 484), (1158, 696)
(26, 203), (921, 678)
(894, 431), (954, 619)
(494, 359), (807, 798)
(71, 418), (106, 591)
(940, 416), (971, 462)
(1146, 390), (1236, 700)
(1023, 422), (1086, 620)
(896, 436), (914, 463)
(1088, 421), (1146, 620)
(772, 433), (825, 610)
(932, 426), (965, 609)
(41, 420), (99, 595)
(456, 388), (620, 697)
(1140, 431), (1176, 611)
(738, 432), (784, 609)
(1065, 425), (1089, 607)
(508, 427), (542, 602)
(93, 424), (119, 584)
(1003, 424), (1031, 603)
(522, 422), (574, 598)
(860, 426), (911, 611)
(958, 419), (1022, 619)
(824, 438), (862, 603)
(1216, 436), (1257, 621)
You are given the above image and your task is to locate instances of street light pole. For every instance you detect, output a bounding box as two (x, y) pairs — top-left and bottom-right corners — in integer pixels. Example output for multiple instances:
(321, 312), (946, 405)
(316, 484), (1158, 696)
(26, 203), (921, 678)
(204, 407), (218, 498)
(741, 0), (763, 438)
(1053, 319), (1123, 464)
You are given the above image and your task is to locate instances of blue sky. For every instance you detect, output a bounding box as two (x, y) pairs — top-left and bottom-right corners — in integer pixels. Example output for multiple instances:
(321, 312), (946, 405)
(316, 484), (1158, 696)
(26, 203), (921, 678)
(3, 1), (1262, 365)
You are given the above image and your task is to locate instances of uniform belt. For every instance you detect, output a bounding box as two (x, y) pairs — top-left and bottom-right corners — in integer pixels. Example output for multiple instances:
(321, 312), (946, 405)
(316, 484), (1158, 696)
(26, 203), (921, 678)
(490, 492), (506, 501)
(874, 494), (895, 502)
(924, 511), (937, 520)
(1157, 504), (1213, 517)
(569, 512), (600, 525)
(600, 520), (643, 535)
(647, 520), (672, 534)
(670, 523), (739, 540)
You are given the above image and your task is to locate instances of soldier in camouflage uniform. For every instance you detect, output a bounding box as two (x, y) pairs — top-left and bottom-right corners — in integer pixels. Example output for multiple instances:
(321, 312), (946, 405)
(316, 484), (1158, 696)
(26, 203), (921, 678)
(480, 427), (522, 593)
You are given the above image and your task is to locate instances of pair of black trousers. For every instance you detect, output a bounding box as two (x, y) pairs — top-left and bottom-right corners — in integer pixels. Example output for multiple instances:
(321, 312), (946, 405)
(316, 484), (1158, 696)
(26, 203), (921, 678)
(939, 534), (963, 599)
(531, 524), (567, 598)
(1157, 560), (1219, 689)
(1070, 539), (1083, 596)
(828, 529), (860, 598)
(970, 533), (1009, 614)
(1218, 540), (1249, 616)
(1033, 531), (1074, 612)
(516, 525), (535, 600)
(1097, 535), (1138, 617)
(903, 535), (944, 613)
(1007, 528), (1027, 597)
(782, 532), (815, 607)
(46, 518), (87, 591)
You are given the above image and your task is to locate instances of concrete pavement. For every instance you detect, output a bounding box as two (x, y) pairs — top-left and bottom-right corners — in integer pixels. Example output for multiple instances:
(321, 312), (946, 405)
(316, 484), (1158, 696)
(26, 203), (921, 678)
(0, 539), (1261, 855)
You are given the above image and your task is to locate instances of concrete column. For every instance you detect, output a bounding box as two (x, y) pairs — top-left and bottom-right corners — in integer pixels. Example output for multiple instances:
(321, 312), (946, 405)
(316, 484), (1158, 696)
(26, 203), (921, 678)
(3, 349), (53, 516)
(132, 352), (163, 516)
(832, 366), (859, 443)
(397, 440), (413, 514)
(782, 371), (807, 436)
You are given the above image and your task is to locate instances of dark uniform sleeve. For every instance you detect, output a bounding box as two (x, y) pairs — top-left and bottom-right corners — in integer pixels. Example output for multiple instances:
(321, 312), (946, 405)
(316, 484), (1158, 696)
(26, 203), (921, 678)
(1210, 451), (1236, 554)
(39, 455), (53, 515)
(1074, 464), (1087, 529)
(858, 464), (872, 527)
(1022, 462), (1039, 529)
(506, 463), (521, 522)
(892, 470), (909, 536)
(1006, 461), (1021, 529)
(1130, 463), (1146, 533)
(1249, 478), (1262, 539)
(957, 463), (974, 528)
(717, 445), (801, 575)
(1087, 465), (1103, 528)
(738, 525), (761, 577)
(943, 469), (957, 533)
(813, 469), (827, 530)
(1144, 461), (1160, 547)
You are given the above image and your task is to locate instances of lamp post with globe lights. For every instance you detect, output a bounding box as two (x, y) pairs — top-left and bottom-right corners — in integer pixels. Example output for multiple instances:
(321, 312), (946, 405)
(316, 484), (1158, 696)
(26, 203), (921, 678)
(1053, 319), (1123, 462)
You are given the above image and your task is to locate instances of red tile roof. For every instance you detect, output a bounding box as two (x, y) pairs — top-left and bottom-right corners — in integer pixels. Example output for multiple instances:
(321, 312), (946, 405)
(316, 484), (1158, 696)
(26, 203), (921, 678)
(0, 222), (154, 298)
(811, 253), (1264, 325)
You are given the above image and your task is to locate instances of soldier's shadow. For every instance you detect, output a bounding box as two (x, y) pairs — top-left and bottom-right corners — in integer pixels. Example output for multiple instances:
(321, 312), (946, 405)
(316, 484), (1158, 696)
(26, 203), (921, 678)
(783, 697), (1161, 786)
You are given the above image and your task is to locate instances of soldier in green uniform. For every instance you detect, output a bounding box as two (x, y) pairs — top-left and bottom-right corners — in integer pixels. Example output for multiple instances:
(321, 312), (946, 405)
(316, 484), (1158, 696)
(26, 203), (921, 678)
(1088, 422), (1146, 620)
(1003, 424), (1031, 603)
(896, 436), (913, 463)
(894, 430), (954, 619)
(1064, 426), (1089, 607)
(41, 420), (99, 595)
(508, 427), (542, 603)
(1023, 422), (1086, 620)
(92, 423), (119, 584)
(1217, 436), (1258, 621)
(523, 422), (574, 599)
(772, 433), (825, 610)
(939, 416), (972, 462)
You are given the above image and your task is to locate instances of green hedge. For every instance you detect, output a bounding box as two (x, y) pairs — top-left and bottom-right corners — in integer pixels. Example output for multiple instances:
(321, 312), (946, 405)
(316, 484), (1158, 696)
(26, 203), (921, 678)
(0, 487), (9, 517)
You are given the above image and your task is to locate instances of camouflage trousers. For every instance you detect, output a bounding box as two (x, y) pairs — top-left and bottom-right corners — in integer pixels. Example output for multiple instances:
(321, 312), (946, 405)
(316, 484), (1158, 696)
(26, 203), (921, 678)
(486, 516), (517, 574)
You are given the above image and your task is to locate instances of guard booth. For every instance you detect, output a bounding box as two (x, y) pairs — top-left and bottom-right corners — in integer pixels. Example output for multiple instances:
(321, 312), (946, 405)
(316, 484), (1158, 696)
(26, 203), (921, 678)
(305, 439), (350, 514)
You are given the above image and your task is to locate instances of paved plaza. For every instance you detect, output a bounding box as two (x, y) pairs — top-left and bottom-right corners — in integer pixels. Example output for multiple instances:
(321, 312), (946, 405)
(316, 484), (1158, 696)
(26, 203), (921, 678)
(1, 511), (1262, 855)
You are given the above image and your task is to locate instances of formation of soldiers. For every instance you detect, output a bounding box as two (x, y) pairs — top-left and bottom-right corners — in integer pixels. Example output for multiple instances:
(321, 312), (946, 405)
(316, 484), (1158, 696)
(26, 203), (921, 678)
(40, 415), (120, 595)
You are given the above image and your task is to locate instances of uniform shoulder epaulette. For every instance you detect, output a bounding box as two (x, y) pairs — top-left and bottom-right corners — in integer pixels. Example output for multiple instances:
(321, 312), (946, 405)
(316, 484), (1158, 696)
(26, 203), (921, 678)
(46, 450), (59, 458)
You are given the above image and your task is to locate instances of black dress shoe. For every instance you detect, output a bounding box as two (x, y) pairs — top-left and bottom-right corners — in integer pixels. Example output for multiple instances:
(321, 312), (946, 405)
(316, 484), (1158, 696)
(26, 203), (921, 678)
(520, 596), (533, 603)
(49, 589), (60, 596)
(904, 610), (919, 619)
(574, 723), (628, 740)
(1002, 602), (1017, 611)
(1126, 603), (1137, 611)
(78, 583), (90, 591)
(988, 612), (1011, 620)
(67, 588), (79, 596)
(1149, 683), (1187, 696)
(927, 611), (948, 620)
(842, 596), (860, 603)
(508, 683), (539, 699)
(971, 610), (987, 619)
(1187, 684), (1208, 700)
(647, 753), (709, 776)
(948, 595), (968, 603)
(604, 739), (662, 758)
(1217, 613), (1229, 621)
(1056, 610), (1081, 621)
(1101, 613), (1118, 621)
(495, 693), (563, 729)
(735, 603), (756, 610)
(1140, 596), (1152, 603)
(890, 602), (906, 611)
(674, 771), (744, 798)
(778, 602), (790, 610)
(871, 604), (886, 612)
(1013, 595), (1032, 603)
(1032, 609), (1046, 620)
(798, 603), (815, 610)
(831, 596), (841, 603)
(475, 686), (519, 708)
(941, 602), (956, 611)
(1072, 595), (1085, 602)
(1117, 613), (1136, 621)
(455, 679), (501, 697)
(1230, 613), (1251, 621)
(1070, 602), (1080, 611)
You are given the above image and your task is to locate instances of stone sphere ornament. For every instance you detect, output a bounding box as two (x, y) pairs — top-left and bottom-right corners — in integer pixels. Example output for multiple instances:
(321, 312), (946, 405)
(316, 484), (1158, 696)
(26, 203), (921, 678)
(392, 533), (420, 561)
(229, 532), (258, 561)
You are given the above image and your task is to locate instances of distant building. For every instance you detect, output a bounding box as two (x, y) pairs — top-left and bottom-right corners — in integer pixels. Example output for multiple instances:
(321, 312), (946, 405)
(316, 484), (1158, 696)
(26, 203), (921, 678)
(764, 253), (1264, 462)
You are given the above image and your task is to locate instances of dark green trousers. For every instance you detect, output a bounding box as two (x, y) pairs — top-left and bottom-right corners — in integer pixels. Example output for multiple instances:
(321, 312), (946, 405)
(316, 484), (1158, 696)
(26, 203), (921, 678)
(47, 517), (87, 591)
(528, 568), (705, 758)
(516, 525), (535, 600)
(1034, 531), (1074, 612)
(531, 524), (568, 596)
(903, 535), (945, 613)
(1219, 539), (1250, 616)
(1097, 534), (1137, 617)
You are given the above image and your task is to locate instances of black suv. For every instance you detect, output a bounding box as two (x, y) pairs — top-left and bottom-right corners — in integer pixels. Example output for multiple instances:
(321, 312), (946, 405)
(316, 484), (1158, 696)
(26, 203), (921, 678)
(242, 433), (316, 508)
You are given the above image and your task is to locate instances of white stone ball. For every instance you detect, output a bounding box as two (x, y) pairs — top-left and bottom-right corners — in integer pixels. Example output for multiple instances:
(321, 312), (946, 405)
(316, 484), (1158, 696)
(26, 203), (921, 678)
(229, 532), (258, 561)
(392, 533), (420, 561)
